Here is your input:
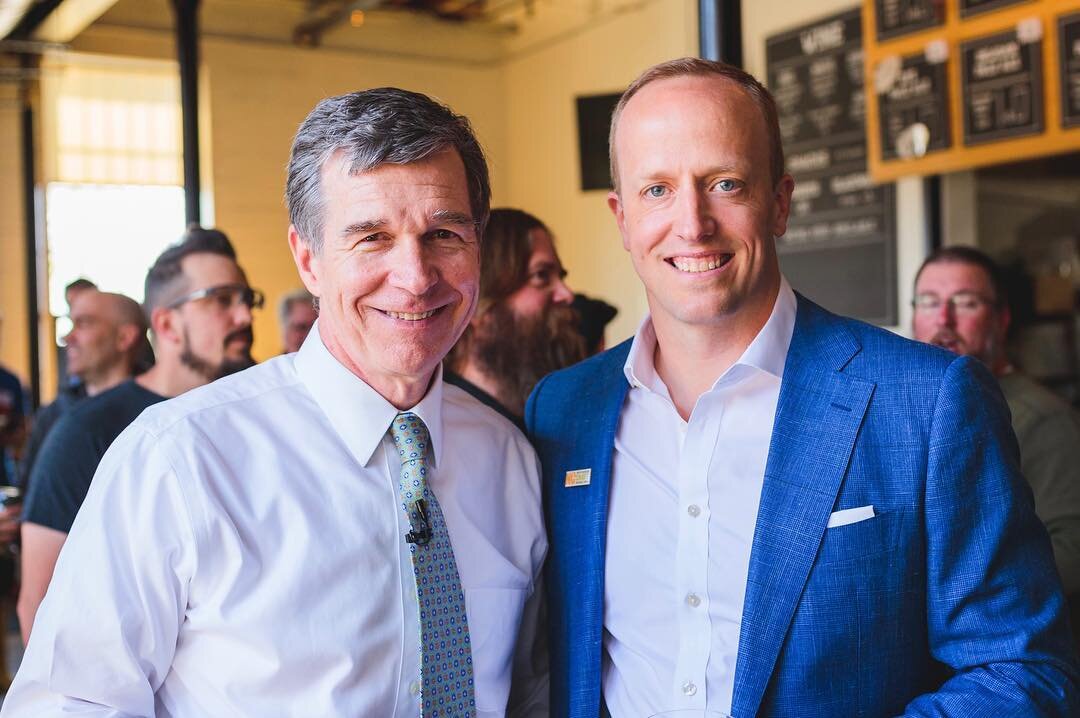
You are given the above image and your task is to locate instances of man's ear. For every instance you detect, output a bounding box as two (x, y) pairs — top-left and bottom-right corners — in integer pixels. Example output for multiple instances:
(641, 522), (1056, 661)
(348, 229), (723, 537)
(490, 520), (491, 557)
(288, 225), (321, 298)
(770, 174), (796, 239)
(150, 306), (180, 348)
(608, 191), (629, 251)
(114, 323), (140, 354)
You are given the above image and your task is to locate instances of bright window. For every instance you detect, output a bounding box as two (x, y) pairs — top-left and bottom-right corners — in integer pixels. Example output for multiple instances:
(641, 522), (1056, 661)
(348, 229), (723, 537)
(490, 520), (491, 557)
(40, 53), (192, 337)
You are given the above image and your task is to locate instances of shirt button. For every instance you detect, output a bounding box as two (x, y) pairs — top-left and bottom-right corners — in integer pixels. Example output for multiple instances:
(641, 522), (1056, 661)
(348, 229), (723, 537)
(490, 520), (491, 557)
(687, 504), (701, 517)
(409, 680), (420, 696)
(686, 592), (701, 608)
(682, 680), (697, 696)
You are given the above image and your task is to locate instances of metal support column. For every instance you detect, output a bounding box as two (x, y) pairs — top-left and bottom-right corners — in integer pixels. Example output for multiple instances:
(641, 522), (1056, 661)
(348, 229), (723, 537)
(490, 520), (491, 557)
(171, 0), (201, 226)
(19, 58), (41, 409)
(699, 0), (742, 67)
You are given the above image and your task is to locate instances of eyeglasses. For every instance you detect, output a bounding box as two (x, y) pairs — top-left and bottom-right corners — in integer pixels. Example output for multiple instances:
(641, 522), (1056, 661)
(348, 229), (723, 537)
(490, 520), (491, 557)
(167, 284), (265, 312)
(912, 291), (994, 316)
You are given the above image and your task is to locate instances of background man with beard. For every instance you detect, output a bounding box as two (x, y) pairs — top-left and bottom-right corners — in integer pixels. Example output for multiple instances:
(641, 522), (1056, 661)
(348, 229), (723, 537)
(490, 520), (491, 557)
(912, 246), (1080, 622)
(446, 208), (584, 428)
(16, 226), (257, 642)
(17, 290), (148, 495)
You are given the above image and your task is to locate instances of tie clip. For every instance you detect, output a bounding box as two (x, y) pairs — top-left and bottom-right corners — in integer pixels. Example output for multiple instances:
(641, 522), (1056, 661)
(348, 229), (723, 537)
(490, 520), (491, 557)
(405, 499), (432, 545)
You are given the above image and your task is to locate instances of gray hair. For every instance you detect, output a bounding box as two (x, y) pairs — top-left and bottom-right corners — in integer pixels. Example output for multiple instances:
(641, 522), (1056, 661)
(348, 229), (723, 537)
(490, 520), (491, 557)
(286, 87), (491, 254)
(278, 287), (315, 326)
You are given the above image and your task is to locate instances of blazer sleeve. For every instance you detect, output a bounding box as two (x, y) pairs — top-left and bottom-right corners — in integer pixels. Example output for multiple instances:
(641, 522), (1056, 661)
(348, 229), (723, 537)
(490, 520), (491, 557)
(904, 355), (1080, 717)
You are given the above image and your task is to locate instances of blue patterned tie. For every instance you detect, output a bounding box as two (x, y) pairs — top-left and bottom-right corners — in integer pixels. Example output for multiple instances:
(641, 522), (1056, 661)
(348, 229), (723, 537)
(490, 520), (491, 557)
(390, 412), (476, 717)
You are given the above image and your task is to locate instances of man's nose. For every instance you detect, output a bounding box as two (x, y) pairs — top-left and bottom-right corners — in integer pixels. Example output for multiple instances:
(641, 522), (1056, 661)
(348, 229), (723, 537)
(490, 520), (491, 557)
(232, 297), (254, 326)
(551, 277), (574, 306)
(391, 239), (439, 296)
(673, 188), (714, 242)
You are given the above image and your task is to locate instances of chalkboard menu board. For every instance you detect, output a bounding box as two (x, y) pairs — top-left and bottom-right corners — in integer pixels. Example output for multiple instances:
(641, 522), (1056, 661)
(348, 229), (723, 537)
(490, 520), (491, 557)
(959, 0), (1031, 18)
(768, 9), (897, 325)
(874, 0), (945, 41)
(877, 54), (951, 160)
(961, 30), (1044, 145)
(1062, 14), (1080, 128)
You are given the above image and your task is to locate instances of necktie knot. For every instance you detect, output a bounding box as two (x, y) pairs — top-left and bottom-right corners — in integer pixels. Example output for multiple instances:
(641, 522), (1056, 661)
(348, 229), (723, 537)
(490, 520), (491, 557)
(389, 412), (431, 467)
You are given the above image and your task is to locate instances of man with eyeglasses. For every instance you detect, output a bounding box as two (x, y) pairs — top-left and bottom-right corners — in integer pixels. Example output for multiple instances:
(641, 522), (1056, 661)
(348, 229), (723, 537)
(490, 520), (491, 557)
(16, 226), (258, 642)
(913, 245), (1080, 618)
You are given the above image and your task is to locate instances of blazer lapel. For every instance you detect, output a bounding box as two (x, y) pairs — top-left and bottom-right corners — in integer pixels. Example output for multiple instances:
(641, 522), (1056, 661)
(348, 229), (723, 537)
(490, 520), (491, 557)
(542, 342), (631, 718)
(730, 298), (875, 717)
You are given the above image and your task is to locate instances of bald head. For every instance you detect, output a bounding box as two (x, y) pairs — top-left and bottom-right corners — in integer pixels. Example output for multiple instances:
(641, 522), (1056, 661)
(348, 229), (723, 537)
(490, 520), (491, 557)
(609, 57), (785, 194)
(66, 290), (147, 394)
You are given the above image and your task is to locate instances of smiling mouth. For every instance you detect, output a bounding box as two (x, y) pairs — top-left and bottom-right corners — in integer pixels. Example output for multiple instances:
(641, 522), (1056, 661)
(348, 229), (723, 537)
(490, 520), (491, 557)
(667, 253), (734, 273)
(381, 308), (440, 321)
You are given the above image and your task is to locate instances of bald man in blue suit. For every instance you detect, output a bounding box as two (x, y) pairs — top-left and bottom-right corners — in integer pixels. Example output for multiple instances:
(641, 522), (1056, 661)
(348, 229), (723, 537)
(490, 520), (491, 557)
(525, 58), (1078, 718)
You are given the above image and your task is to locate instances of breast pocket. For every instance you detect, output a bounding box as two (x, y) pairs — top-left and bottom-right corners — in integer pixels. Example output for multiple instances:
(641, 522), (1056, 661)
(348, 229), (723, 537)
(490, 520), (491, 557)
(816, 509), (902, 564)
(465, 587), (528, 715)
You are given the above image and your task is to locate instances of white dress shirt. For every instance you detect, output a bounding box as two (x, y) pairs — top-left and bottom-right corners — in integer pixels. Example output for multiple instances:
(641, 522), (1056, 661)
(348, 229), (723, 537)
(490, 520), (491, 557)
(602, 278), (797, 717)
(3, 324), (547, 717)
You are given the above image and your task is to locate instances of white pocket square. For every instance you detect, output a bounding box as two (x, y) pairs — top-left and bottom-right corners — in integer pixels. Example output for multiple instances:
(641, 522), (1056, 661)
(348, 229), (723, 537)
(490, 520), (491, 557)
(827, 505), (875, 528)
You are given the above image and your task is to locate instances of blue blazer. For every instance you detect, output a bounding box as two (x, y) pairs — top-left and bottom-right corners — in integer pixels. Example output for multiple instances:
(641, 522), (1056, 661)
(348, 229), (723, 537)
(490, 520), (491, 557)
(525, 296), (1079, 717)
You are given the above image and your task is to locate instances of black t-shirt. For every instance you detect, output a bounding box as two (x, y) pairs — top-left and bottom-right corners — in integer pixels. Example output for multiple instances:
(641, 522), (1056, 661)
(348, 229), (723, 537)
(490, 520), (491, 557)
(17, 383), (87, 492)
(443, 370), (525, 433)
(23, 380), (165, 533)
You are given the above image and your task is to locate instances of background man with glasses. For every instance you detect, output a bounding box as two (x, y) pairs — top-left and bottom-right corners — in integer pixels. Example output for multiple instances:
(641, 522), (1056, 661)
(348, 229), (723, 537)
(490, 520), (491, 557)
(16, 225), (257, 642)
(913, 245), (1080, 635)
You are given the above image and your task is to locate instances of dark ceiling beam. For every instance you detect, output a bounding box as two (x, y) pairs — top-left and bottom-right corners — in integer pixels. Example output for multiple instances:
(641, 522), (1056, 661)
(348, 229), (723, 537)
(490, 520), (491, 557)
(5, 0), (66, 41)
(293, 0), (350, 47)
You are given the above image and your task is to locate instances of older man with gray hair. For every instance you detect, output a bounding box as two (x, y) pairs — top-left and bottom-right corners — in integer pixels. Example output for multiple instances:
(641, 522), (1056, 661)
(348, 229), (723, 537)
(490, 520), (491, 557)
(278, 287), (317, 354)
(3, 88), (547, 717)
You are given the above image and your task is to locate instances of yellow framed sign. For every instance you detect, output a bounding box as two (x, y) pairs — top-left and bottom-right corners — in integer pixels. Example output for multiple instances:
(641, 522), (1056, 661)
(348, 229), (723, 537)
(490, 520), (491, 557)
(865, 0), (1080, 181)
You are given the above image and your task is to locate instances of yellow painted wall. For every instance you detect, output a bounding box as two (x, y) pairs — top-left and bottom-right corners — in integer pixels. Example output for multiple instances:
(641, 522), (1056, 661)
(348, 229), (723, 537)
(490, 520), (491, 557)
(0, 78), (30, 388)
(501, 0), (698, 346)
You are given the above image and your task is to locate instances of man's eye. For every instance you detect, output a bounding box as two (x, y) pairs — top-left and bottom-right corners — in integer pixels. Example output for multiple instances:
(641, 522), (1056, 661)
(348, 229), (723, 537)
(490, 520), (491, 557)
(214, 293), (233, 310)
(714, 179), (737, 192)
(645, 185), (667, 198)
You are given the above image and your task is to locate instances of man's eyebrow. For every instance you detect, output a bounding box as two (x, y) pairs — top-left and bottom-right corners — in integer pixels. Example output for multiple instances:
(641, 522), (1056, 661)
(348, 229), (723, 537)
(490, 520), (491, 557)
(342, 219), (386, 236)
(530, 259), (568, 276)
(430, 209), (476, 227)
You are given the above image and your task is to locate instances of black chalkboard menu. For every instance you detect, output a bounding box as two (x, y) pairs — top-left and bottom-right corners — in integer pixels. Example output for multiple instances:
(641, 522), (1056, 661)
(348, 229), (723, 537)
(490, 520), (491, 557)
(877, 54), (951, 160)
(961, 31), (1044, 144)
(767, 9), (897, 325)
(1062, 14), (1080, 128)
(874, 0), (945, 41)
(959, 0), (1031, 18)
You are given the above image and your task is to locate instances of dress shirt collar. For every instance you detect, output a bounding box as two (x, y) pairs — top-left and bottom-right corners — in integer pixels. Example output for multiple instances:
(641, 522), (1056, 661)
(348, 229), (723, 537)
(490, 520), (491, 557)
(624, 275), (798, 393)
(294, 320), (445, 469)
